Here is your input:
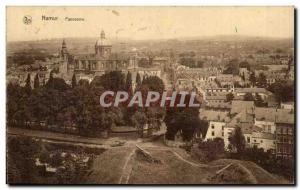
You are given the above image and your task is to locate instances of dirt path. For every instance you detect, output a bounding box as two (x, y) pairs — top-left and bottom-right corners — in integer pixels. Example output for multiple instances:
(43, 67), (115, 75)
(118, 148), (136, 184)
(8, 127), (107, 146)
(172, 151), (206, 167)
(171, 150), (225, 168)
(8, 127), (140, 149)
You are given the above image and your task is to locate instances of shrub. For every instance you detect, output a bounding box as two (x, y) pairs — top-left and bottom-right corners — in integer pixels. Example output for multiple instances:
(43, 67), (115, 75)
(191, 138), (225, 162)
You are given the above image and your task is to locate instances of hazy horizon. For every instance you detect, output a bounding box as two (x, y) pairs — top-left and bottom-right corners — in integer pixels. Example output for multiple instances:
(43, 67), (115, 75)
(7, 34), (294, 43)
(7, 7), (294, 42)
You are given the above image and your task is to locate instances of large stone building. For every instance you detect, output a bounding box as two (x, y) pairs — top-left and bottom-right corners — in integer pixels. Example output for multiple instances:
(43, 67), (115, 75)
(59, 30), (138, 81)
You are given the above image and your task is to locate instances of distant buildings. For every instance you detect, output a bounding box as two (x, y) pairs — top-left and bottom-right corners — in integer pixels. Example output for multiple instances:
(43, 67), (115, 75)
(10, 30), (167, 87)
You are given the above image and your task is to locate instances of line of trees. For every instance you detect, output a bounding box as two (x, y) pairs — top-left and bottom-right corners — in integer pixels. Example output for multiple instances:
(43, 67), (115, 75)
(8, 70), (207, 140)
(7, 71), (168, 137)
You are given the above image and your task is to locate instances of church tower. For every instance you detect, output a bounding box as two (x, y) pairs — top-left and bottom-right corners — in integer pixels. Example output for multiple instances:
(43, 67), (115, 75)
(95, 30), (112, 57)
(59, 39), (69, 74)
(61, 39), (68, 61)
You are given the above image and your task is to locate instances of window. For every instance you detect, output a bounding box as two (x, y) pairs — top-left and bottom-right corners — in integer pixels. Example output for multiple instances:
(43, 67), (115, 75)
(211, 125), (215, 129)
(212, 131), (215, 136)
(222, 126), (224, 130)
(254, 139), (256, 143)
(247, 137), (250, 143)
(261, 140), (263, 143)
(283, 148), (286, 153)
(222, 132), (224, 137)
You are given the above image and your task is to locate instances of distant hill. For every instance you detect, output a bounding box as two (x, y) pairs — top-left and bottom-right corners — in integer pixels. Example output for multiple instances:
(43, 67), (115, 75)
(7, 35), (294, 57)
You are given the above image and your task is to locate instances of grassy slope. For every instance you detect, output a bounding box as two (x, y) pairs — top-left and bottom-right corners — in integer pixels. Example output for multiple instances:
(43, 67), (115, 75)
(83, 147), (135, 184)
(128, 149), (215, 184)
(209, 159), (290, 184)
(82, 146), (290, 184)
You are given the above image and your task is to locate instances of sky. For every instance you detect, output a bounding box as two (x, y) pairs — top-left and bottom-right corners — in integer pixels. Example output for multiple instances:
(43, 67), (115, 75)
(6, 6), (294, 42)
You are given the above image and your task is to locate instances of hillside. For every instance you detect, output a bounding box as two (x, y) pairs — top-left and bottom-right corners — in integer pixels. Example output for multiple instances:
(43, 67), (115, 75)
(82, 145), (290, 184)
(7, 130), (291, 184)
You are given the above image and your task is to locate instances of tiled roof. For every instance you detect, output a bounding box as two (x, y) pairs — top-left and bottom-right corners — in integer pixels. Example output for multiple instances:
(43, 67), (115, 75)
(231, 100), (254, 114)
(235, 88), (272, 94)
(206, 102), (231, 109)
(255, 107), (294, 124)
(255, 107), (276, 122)
(200, 110), (230, 122)
(241, 124), (262, 134)
(206, 95), (227, 100)
(276, 109), (294, 124)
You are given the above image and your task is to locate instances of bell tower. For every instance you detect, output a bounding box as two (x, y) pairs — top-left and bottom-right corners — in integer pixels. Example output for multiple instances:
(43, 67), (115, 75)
(59, 39), (69, 74)
(61, 39), (68, 61)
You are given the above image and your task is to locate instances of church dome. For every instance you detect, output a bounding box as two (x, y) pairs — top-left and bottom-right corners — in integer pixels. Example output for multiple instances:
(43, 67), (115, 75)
(95, 30), (112, 46)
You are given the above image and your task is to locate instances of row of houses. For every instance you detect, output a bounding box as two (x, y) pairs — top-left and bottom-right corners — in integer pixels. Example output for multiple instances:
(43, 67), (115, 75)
(199, 100), (294, 158)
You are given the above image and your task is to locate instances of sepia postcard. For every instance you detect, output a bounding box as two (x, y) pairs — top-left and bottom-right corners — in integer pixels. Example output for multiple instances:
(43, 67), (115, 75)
(6, 6), (295, 185)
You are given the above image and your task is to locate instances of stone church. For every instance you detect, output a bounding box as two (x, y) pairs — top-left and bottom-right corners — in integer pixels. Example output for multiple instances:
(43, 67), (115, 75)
(59, 30), (137, 82)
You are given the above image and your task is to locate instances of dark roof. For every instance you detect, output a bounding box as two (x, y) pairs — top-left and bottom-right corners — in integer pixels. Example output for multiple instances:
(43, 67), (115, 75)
(231, 100), (254, 115)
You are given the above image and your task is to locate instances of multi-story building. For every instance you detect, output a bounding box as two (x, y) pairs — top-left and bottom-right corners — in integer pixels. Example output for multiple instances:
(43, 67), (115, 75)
(275, 109), (294, 158)
(57, 30), (139, 81)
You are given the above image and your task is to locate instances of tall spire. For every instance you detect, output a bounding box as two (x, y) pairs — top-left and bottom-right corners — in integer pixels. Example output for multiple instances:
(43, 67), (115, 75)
(62, 39), (67, 48)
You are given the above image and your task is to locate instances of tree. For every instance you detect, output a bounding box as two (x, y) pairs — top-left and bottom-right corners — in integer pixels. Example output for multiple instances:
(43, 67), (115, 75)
(78, 79), (89, 87)
(91, 71), (125, 92)
(33, 73), (40, 89)
(244, 92), (254, 101)
(194, 138), (225, 162)
(257, 72), (267, 88)
(7, 137), (42, 183)
(241, 73), (245, 81)
(228, 126), (245, 155)
(46, 70), (54, 88)
(135, 73), (142, 90)
(71, 73), (77, 88)
(249, 72), (256, 87)
(198, 119), (209, 138)
(141, 76), (165, 93)
(268, 80), (294, 103)
(179, 57), (196, 68)
(223, 59), (239, 75)
(254, 93), (265, 107)
(24, 73), (31, 94)
(131, 111), (147, 137)
(164, 94), (201, 141)
(125, 71), (132, 91)
(102, 109), (123, 131)
(138, 58), (151, 68)
(226, 92), (234, 102)
(239, 61), (250, 70)
(7, 83), (27, 126)
(142, 75), (147, 83)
